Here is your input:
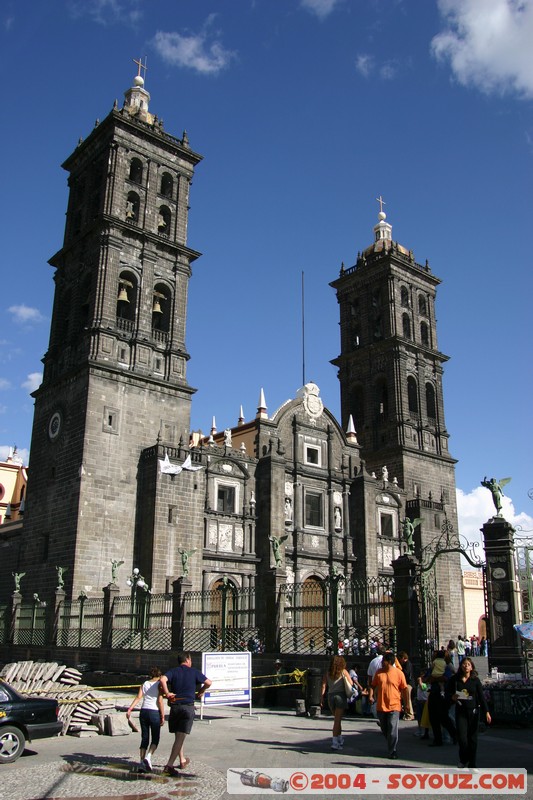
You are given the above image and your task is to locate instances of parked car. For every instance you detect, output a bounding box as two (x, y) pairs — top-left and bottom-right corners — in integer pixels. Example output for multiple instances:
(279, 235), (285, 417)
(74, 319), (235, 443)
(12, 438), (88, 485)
(0, 681), (62, 763)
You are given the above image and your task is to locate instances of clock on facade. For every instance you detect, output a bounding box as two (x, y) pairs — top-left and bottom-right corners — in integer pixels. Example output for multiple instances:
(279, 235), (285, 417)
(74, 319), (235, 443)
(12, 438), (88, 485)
(48, 411), (62, 441)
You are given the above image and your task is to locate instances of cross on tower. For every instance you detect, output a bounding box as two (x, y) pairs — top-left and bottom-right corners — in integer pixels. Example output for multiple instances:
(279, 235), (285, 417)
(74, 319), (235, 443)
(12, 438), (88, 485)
(133, 56), (148, 81)
(376, 195), (386, 214)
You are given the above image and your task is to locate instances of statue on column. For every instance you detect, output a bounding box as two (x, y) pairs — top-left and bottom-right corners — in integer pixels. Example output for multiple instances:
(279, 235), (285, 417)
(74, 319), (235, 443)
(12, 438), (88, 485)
(56, 565), (67, 590)
(481, 476), (511, 516)
(111, 559), (124, 584)
(179, 547), (196, 577)
(12, 572), (25, 593)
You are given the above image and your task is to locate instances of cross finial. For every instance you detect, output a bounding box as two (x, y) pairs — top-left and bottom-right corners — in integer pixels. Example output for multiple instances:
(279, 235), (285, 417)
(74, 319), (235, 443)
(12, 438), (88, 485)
(133, 56), (148, 81)
(376, 195), (386, 214)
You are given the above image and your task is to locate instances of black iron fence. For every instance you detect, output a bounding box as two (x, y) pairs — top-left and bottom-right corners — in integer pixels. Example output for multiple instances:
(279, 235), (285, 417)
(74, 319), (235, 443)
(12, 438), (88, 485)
(1, 572), (438, 659)
(279, 576), (396, 654)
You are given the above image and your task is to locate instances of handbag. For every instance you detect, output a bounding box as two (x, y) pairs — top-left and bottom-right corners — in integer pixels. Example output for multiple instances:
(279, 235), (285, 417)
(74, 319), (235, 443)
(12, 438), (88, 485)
(343, 672), (355, 698)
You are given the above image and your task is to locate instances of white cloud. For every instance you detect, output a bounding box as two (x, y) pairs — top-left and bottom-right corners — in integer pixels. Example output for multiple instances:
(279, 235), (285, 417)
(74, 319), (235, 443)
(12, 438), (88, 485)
(432, 0), (533, 98)
(22, 372), (42, 393)
(8, 305), (45, 325)
(355, 54), (399, 81)
(300, 0), (341, 19)
(355, 54), (373, 77)
(0, 378), (11, 390)
(380, 61), (398, 80)
(67, 0), (142, 26)
(153, 19), (237, 76)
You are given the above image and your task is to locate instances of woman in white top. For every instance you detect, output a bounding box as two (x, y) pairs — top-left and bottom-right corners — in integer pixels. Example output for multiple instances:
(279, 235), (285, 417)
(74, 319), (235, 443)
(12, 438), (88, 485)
(127, 666), (165, 772)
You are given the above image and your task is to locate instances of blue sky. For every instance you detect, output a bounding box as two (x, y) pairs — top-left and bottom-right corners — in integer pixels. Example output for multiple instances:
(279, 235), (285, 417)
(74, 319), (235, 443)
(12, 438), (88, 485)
(1, 0), (532, 546)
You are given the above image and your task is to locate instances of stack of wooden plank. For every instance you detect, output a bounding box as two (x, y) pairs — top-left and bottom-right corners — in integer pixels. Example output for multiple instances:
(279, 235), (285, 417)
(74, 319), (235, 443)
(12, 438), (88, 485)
(0, 661), (120, 737)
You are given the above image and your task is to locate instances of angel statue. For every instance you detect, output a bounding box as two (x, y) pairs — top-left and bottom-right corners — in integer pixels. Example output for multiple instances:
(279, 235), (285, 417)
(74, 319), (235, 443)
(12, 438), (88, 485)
(111, 559), (124, 583)
(56, 565), (67, 590)
(12, 572), (25, 593)
(269, 534), (288, 568)
(481, 476), (511, 516)
(401, 517), (422, 555)
(179, 547), (197, 577)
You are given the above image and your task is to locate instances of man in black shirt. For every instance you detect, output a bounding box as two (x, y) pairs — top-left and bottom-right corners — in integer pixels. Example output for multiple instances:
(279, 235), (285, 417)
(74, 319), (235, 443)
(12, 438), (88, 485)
(398, 651), (415, 720)
(159, 652), (211, 774)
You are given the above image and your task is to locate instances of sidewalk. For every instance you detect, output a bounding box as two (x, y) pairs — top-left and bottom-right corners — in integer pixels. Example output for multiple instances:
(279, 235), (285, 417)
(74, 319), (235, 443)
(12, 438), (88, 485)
(0, 706), (531, 800)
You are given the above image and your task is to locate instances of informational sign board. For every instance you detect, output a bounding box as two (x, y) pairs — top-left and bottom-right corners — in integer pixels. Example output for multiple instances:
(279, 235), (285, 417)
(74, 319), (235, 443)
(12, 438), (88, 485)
(201, 650), (252, 712)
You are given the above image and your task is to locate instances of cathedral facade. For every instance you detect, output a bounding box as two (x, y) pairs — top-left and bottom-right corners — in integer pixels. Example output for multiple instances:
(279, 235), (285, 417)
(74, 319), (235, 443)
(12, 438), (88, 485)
(5, 72), (464, 644)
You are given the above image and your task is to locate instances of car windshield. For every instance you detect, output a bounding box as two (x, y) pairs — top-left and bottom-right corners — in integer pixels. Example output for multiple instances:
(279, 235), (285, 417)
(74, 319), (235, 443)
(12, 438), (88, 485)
(0, 681), (23, 702)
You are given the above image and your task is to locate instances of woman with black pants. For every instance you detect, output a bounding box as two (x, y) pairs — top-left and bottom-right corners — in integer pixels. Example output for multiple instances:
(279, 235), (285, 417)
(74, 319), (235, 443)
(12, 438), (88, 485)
(446, 658), (491, 770)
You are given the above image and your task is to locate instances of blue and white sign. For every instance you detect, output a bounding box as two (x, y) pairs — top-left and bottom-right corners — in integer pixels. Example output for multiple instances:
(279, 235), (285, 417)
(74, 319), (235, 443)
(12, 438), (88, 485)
(202, 651), (252, 708)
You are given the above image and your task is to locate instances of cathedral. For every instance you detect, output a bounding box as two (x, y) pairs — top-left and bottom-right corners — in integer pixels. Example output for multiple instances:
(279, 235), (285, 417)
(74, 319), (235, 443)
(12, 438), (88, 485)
(4, 70), (464, 644)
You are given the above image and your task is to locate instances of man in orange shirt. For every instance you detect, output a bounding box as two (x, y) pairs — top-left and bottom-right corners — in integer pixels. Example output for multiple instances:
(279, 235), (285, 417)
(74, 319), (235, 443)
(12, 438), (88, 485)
(369, 652), (409, 759)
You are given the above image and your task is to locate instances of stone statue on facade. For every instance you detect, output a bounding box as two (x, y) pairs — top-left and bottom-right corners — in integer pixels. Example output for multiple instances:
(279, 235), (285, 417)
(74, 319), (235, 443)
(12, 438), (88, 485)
(179, 547), (196, 577)
(401, 517), (421, 555)
(224, 428), (232, 448)
(481, 476), (511, 516)
(284, 496), (293, 522)
(269, 534), (288, 567)
(111, 559), (124, 584)
(334, 506), (342, 531)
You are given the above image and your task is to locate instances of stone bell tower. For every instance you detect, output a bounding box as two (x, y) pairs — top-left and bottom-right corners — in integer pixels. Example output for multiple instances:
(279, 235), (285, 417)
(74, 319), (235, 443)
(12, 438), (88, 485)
(20, 66), (202, 598)
(330, 200), (464, 638)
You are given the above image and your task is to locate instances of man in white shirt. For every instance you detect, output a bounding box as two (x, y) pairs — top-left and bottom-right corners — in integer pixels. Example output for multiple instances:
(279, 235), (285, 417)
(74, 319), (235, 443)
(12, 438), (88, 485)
(367, 648), (385, 718)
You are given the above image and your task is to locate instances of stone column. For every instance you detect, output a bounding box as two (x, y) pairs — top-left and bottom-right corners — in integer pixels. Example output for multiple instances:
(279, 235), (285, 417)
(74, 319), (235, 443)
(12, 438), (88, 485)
(172, 577), (192, 652)
(8, 591), (22, 645)
(482, 517), (523, 675)
(48, 588), (66, 646)
(102, 583), (120, 649)
(392, 554), (420, 659)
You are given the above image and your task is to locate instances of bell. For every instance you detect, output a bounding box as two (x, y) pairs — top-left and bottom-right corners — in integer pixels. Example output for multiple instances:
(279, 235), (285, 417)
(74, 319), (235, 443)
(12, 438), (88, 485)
(152, 296), (162, 314)
(118, 285), (129, 303)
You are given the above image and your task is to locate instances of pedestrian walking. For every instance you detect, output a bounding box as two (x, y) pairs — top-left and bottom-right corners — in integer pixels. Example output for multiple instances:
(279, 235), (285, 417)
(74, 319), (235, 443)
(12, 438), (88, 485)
(398, 651), (415, 720)
(427, 649), (457, 748)
(126, 666), (165, 772)
(369, 652), (409, 759)
(446, 657), (491, 770)
(320, 655), (353, 750)
(159, 652), (212, 774)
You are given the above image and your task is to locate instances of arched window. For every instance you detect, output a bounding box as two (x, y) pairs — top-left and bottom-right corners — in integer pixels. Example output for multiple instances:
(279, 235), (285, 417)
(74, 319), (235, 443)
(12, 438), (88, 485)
(407, 376), (418, 414)
(152, 283), (171, 332)
(420, 321), (429, 346)
(400, 286), (409, 307)
(351, 325), (361, 348)
(426, 383), (436, 419)
(418, 294), (427, 316)
(129, 158), (143, 184)
(126, 191), (140, 223)
(157, 205), (171, 235)
(373, 316), (382, 340)
(402, 313), (411, 339)
(116, 271), (137, 324)
(372, 288), (381, 308)
(160, 172), (173, 198)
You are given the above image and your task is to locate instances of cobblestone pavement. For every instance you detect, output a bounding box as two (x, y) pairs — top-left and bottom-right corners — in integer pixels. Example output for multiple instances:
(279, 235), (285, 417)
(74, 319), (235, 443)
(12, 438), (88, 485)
(0, 707), (531, 800)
